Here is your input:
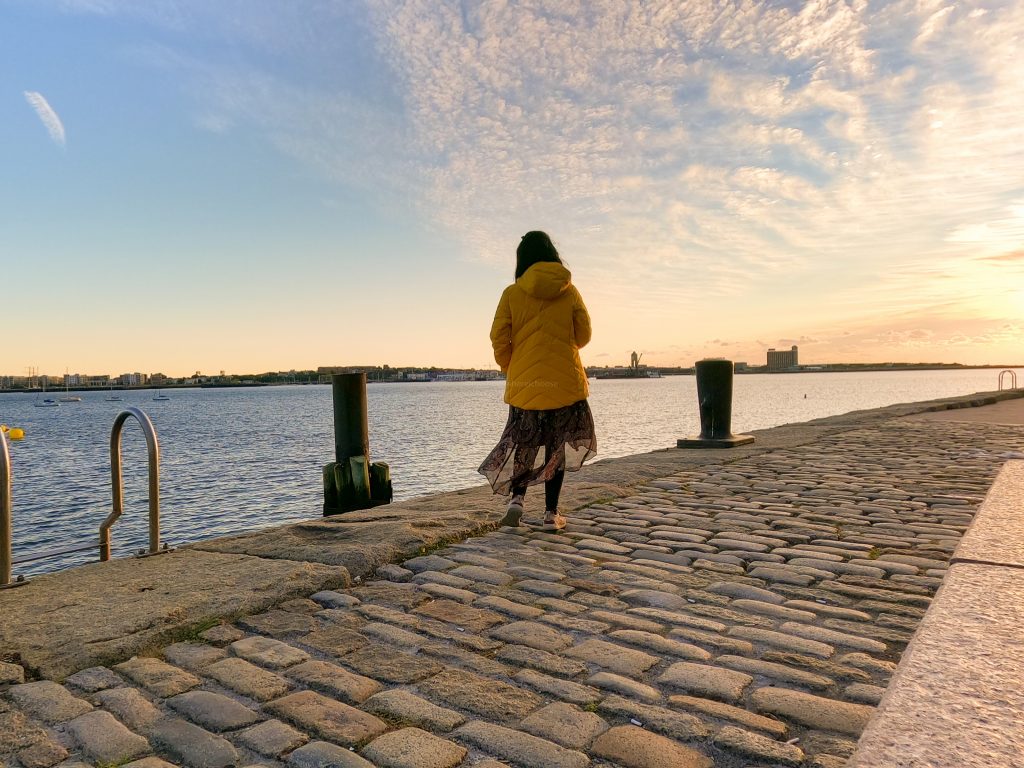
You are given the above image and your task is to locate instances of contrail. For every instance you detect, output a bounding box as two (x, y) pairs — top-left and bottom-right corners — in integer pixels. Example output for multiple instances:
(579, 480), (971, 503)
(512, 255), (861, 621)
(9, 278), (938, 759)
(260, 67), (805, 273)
(24, 91), (66, 148)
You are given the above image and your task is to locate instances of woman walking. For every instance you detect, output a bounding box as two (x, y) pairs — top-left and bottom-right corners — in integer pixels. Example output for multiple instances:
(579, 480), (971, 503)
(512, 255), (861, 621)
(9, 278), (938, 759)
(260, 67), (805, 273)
(479, 231), (597, 530)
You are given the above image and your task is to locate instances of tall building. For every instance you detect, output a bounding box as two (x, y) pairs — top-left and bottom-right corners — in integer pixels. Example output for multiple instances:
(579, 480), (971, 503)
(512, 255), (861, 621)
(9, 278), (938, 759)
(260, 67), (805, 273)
(767, 345), (799, 370)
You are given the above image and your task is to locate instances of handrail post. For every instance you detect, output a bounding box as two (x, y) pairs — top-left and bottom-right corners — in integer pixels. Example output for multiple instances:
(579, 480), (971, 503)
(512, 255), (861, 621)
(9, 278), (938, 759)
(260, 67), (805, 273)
(1, 427), (12, 586)
(100, 407), (163, 561)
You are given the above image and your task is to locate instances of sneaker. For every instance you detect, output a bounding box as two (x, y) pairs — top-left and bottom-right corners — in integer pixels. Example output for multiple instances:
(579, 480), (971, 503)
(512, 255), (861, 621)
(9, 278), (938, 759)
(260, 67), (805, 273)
(542, 511), (567, 531)
(500, 494), (525, 527)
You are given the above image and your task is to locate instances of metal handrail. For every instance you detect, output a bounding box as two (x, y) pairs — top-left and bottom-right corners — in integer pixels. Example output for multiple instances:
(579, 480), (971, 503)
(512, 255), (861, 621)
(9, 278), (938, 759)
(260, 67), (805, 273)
(1, 426), (14, 588)
(100, 407), (163, 561)
(998, 370), (1017, 391)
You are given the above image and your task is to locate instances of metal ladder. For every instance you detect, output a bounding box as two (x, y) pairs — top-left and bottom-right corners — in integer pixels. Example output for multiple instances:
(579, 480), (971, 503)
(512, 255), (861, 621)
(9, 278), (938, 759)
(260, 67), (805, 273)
(998, 370), (1018, 391)
(1, 407), (172, 589)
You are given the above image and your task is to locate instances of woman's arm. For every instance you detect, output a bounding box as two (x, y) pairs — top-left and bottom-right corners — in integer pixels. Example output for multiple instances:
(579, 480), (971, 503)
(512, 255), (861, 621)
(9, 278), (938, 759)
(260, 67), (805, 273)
(572, 287), (592, 348)
(490, 288), (514, 371)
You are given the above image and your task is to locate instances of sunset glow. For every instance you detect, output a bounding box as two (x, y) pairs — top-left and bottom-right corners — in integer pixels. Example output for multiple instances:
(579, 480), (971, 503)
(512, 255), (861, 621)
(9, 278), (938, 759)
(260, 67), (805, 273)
(3, 1), (1022, 376)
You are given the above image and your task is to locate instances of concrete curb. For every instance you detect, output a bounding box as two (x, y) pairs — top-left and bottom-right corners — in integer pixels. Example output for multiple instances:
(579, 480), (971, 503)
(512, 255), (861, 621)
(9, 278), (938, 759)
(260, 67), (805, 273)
(848, 459), (1024, 767)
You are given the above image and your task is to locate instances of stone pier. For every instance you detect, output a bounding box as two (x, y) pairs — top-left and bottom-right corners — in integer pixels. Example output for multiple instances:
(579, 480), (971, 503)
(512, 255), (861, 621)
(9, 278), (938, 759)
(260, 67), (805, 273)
(2, 390), (1023, 768)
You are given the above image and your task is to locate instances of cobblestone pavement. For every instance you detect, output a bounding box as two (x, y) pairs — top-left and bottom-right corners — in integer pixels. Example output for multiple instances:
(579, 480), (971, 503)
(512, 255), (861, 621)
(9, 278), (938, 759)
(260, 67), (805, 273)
(3, 417), (1023, 768)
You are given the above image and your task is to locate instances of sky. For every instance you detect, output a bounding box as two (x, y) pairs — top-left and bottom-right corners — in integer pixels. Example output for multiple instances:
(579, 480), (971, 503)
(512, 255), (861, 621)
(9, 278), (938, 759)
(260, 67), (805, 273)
(2, 0), (1022, 377)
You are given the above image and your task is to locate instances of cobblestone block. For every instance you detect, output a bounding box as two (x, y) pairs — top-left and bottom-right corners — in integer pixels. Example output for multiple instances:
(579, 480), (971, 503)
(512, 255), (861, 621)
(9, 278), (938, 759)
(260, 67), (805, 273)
(361, 727), (467, 768)
(17, 738), (68, 768)
(114, 657), (202, 697)
(668, 694), (788, 737)
(565, 638), (660, 676)
(286, 740), (374, 768)
(363, 689), (465, 732)
(200, 624), (246, 646)
(728, 626), (835, 657)
(587, 671), (661, 702)
(750, 686), (874, 736)
(64, 666), (122, 693)
(473, 595), (544, 619)
(237, 610), (318, 637)
(163, 642), (228, 672)
(0, 710), (47, 751)
(716, 654), (834, 689)
(149, 718), (240, 768)
(521, 702), (609, 749)
(708, 581), (786, 606)
(713, 724), (804, 766)
(300, 625), (368, 657)
(95, 687), (162, 732)
(666, 626), (755, 656)
(589, 610), (664, 632)
(487, 620), (572, 651)
(449, 565), (513, 586)
(412, 570), (472, 589)
(512, 669), (602, 706)
(590, 725), (712, 768)
(0, 661), (25, 685)
(229, 636), (309, 668)
(598, 695), (711, 740)
(780, 621), (888, 653)
(419, 583), (477, 603)
(375, 564), (413, 582)
(608, 630), (711, 661)
(287, 659), (382, 704)
(123, 758), (178, 768)
(496, 644), (588, 677)
(203, 657), (292, 701)
(658, 662), (753, 702)
(455, 720), (589, 768)
(235, 718), (308, 757)
(266, 691), (388, 746)
(538, 612), (610, 634)
(8, 681), (92, 723)
(67, 710), (151, 764)
(310, 590), (361, 608)
(844, 682), (886, 704)
(402, 554), (458, 573)
(167, 691), (260, 732)
(418, 668), (542, 722)
(340, 645), (442, 683)
(413, 599), (505, 631)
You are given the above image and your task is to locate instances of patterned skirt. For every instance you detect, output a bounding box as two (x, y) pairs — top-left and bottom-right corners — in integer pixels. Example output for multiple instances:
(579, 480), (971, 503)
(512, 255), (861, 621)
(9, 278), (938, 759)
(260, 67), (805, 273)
(479, 399), (597, 495)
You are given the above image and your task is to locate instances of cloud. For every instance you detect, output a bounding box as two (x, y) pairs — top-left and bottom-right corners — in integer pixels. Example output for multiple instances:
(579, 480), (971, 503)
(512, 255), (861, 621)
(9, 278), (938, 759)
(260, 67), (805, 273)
(23, 91), (66, 148)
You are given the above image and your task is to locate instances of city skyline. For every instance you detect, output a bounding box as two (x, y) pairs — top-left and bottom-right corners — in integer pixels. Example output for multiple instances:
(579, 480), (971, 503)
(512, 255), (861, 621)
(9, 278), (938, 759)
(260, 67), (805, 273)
(4, 1), (1023, 377)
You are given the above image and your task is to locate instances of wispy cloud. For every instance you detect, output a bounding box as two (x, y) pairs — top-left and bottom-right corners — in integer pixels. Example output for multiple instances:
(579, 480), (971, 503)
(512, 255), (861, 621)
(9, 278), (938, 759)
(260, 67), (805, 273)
(23, 90), (66, 148)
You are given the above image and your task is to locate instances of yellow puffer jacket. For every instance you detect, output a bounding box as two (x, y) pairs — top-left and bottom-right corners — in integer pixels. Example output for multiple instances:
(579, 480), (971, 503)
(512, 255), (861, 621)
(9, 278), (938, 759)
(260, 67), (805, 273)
(490, 262), (591, 410)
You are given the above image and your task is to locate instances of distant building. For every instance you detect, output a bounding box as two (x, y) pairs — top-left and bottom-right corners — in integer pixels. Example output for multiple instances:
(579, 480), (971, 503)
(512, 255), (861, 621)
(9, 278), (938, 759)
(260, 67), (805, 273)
(767, 345), (799, 370)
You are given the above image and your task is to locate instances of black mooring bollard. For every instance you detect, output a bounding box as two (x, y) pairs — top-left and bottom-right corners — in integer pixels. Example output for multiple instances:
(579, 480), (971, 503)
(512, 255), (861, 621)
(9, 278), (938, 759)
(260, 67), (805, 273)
(677, 359), (754, 448)
(323, 373), (393, 516)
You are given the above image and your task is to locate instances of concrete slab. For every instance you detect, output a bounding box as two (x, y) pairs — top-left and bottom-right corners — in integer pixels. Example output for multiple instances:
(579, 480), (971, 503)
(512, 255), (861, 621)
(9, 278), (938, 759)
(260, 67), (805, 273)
(849, 562), (1024, 768)
(953, 460), (1024, 568)
(908, 393), (1024, 425)
(0, 550), (349, 679)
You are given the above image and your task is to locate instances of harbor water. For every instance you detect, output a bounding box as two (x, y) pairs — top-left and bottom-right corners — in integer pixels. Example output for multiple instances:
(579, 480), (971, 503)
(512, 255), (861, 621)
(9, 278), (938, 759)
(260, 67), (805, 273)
(1, 368), (1020, 576)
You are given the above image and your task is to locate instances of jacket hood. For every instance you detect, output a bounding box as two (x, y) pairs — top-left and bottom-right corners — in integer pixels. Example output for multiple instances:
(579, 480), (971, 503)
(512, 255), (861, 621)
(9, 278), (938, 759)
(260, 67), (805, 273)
(516, 262), (572, 300)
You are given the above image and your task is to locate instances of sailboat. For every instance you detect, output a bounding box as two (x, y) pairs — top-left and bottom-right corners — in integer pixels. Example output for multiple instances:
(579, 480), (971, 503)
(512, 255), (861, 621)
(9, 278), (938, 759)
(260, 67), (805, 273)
(106, 382), (122, 401)
(34, 379), (59, 408)
(152, 390), (170, 401)
(60, 370), (82, 402)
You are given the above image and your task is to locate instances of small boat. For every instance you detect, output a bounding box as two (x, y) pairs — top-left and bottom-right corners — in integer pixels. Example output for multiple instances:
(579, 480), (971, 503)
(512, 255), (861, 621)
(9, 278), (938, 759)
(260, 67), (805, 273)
(34, 398), (59, 408)
(106, 382), (123, 401)
(152, 391), (170, 401)
(60, 369), (83, 401)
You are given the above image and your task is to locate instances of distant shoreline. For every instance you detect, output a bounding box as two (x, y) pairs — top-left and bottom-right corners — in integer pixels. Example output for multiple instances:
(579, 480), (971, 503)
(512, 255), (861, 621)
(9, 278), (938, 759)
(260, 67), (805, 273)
(0, 363), (1020, 394)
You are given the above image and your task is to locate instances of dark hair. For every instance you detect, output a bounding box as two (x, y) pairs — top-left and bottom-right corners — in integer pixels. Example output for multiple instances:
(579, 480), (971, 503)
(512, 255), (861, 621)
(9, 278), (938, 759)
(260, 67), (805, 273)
(515, 231), (562, 280)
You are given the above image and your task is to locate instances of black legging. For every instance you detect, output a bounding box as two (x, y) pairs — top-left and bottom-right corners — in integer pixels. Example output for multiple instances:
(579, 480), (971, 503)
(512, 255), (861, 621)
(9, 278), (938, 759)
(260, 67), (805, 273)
(511, 444), (565, 512)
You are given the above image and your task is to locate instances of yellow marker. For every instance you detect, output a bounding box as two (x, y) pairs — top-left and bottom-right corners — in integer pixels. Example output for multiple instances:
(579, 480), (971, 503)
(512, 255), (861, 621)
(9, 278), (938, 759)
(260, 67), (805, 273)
(9, 428), (25, 440)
